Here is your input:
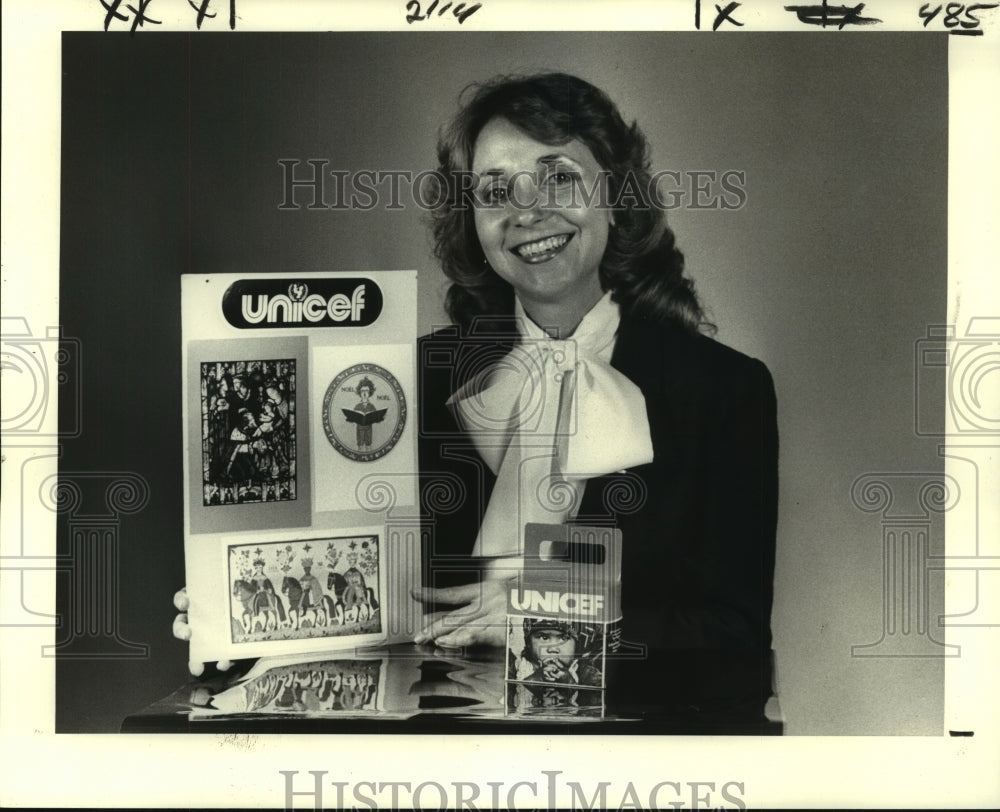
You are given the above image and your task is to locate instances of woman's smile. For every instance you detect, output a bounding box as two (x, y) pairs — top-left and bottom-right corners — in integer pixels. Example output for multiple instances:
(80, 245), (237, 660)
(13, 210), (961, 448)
(511, 232), (573, 263)
(472, 116), (612, 325)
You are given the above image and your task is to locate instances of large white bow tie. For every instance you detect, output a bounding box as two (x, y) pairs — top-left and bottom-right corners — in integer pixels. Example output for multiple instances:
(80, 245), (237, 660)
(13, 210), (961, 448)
(449, 338), (653, 477)
(447, 295), (654, 558)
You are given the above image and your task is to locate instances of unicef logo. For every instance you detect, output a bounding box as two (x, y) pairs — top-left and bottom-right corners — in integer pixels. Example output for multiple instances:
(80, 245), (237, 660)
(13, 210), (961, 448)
(322, 363), (406, 462)
(221, 277), (383, 328)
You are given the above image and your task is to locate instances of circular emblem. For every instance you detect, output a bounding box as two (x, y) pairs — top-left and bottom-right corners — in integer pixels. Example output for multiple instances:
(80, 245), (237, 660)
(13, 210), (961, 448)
(322, 363), (406, 462)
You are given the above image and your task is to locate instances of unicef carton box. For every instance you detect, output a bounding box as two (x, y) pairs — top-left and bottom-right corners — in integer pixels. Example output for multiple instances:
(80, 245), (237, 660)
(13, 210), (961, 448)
(506, 523), (622, 702)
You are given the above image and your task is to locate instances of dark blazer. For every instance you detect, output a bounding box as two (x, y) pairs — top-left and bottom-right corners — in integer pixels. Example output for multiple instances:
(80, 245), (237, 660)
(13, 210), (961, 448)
(418, 313), (778, 711)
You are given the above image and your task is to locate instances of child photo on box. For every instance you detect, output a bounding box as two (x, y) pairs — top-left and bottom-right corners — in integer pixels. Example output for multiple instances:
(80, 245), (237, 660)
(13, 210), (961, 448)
(510, 618), (604, 688)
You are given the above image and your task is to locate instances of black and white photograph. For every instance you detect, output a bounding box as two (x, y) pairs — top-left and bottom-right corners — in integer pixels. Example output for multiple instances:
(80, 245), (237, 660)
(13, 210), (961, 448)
(507, 617), (608, 690)
(1, 1), (998, 809)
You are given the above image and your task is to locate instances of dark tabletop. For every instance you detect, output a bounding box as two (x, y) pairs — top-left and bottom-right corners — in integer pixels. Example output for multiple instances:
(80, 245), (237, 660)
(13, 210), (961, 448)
(122, 644), (782, 735)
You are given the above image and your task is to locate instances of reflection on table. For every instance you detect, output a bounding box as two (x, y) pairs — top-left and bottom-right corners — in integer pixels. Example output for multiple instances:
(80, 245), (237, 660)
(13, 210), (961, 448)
(122, 644), (782, 734)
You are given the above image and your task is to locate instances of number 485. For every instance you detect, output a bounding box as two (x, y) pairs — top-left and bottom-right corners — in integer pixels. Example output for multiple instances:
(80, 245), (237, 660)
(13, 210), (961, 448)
(919, 2), (998, 33)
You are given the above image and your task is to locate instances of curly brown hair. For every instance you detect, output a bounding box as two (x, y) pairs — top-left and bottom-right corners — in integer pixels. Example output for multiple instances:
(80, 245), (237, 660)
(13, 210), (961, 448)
(431, 72), (710, 332)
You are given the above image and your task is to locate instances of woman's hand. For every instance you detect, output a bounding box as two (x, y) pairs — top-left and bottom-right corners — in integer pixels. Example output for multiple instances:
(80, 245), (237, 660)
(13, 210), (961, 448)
(172, 587), (233, 677)
(410, 580), (510, 648)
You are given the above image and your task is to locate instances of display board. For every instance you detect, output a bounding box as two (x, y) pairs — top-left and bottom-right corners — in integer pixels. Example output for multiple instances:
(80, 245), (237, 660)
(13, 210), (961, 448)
(181, 271), (419, 662)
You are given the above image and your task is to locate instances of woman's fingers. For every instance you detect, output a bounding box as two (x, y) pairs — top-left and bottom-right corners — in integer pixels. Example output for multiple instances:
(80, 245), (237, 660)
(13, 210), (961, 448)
(415, 598), (493, 641)
(175, 586), (231, 675)
(187, 657), (232, 677)
(410, 583), (484, 606)
(416, 610), (480, 646)
(413, 579), (509, 646)
(418, 607), (506, 648)
(413, 610), (450, 644)
(436, 622), (506, 648)
(434, 626), (482, 649)
(172, 612), (191, 641)
(412, 581), (508, 614)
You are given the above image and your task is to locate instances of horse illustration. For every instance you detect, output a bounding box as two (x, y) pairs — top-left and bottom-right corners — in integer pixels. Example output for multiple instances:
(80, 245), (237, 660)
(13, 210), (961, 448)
(254, 576), (286, 625)
(326, 571), (348, 625)
(317, 592), (339, 627)
(281, 575), (338, 629)
(232, 579), (279, 633)
(281, 576), (307, 628)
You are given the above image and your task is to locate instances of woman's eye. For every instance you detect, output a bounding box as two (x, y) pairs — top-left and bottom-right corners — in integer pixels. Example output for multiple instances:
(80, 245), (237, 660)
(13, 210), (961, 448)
(544, 169), (579, 186)
(480, 185), (507, 205)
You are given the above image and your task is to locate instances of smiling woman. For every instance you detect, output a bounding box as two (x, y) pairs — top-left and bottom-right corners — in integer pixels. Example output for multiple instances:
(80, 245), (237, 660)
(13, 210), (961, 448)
(472, 117), (612, 335)
(414, 72), (779, 718)
(431, 72), (706, 337)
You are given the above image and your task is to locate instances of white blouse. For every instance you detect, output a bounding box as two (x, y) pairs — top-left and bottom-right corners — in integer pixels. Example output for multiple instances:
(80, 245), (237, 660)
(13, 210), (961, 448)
(448, 292), (654, 560)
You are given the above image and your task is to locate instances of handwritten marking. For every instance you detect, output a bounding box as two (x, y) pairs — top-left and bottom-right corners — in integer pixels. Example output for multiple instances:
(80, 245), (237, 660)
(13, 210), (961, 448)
(784, 0), (882, 28)
(714, 1), (744, 29)
(187, 0), (216, 27)
(920, 2), (997, 34)
(125, 0), (161, 32)
(405, 0), (481, 24)
(188, 0), (236, 29)
(99, 0), (129, 30)
(100, 0), (165, 33)
(100, 0), (238, 30)
(695, 0), (744, 28)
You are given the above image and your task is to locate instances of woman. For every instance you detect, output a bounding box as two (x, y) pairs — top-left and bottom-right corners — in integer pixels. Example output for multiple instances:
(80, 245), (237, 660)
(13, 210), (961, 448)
(411, 72), (778, 714)
(176, 72), (777, 713)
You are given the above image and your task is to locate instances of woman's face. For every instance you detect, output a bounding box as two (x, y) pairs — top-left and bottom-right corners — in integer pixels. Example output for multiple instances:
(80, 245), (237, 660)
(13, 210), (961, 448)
(472, 117), (612, 317)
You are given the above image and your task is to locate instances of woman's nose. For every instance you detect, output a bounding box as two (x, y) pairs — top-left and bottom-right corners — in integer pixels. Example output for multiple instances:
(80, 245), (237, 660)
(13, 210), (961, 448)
(512, 202), (543, 227)
(507, 173), (544, 225)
